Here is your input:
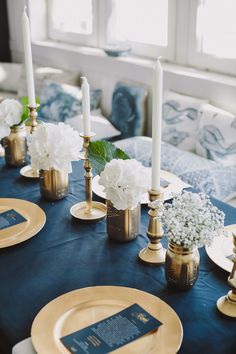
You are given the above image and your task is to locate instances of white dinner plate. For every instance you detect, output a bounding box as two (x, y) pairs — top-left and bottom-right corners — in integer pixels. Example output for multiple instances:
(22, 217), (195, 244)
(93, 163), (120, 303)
(205, 224), (236, 272)
(92, 169), (188, 204)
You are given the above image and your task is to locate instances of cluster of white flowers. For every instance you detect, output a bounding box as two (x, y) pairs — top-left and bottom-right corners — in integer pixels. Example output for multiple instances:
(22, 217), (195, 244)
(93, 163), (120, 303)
(161, 191), (225, 249)
(99, 158), (150, 210)
(28, 122), (82, 173)
(0, 99), (23, 139)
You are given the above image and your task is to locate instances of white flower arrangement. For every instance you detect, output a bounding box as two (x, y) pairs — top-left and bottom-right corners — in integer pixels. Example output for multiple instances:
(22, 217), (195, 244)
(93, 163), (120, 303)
(0, 99), (23, 139)
(28, 122), (82, 173)
(161, 191), (225, 249)
(98, 158), (150, 210)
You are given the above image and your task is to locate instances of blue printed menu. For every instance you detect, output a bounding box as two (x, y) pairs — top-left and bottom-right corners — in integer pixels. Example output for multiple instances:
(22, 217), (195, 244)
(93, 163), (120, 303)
(61, 303), (162, 353)
(0, 209), (27, 231)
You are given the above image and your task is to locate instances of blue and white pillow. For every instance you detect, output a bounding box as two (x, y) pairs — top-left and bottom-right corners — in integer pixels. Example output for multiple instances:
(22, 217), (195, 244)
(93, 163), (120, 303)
(196, 104), (236, 166)
(115, 136), (236, 202)
(162, 90), (208, 152)
(39, 81), (102, 123)
(110, 82), (147, 139)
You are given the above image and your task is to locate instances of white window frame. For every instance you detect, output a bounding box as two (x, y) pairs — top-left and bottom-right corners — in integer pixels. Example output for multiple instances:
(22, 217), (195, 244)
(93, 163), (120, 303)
(187, 0), (236, 76)
(47, 0), (98, 47)
(46, 0), (176, 61)
(108, 0), (177, 61)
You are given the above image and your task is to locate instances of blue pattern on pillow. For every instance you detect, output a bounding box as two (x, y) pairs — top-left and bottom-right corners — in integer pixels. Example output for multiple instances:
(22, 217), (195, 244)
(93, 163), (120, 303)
(110, 83), (147, 139)
(161, 91), (207, 152)
(198, 125), (236, 161)
(39, 81), (102, 122)
(115, 136), (236, 202)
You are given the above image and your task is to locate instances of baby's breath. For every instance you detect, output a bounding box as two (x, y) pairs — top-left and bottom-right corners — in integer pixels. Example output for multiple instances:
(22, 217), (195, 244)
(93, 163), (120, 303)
(161, 191), (225, 249)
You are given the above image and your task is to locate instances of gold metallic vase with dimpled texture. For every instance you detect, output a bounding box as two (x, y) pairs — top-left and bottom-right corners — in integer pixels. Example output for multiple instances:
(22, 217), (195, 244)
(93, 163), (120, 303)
(106, 200), (140, 242)
(165, 241), (200, 290)
(1, 124), (27, 166)
(39, 169), (69, 200)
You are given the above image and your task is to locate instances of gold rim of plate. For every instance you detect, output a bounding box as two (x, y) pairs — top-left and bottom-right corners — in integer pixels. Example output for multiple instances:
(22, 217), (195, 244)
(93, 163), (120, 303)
(92, 169), (187, 204)
(31, 285), (183, 354)
(70, 201), (107, 221)
(205, 224), (236, 272)
(20, 165), (39, 179)
(0, 198), (46, 248)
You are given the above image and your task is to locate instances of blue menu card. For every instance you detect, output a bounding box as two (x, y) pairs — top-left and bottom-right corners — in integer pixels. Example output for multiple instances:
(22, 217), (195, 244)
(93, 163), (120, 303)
(0, 209), (27, 231)
(61, 303), (162, 353)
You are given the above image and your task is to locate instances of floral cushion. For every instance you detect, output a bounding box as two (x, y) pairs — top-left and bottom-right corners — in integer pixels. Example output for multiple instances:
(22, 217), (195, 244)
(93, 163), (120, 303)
(162, 90), (208, 152)
(38, 81), (102, 123)
(196, 104), (236, 166)
(110, 82), (147, 139)
(115, 136), (236, 202)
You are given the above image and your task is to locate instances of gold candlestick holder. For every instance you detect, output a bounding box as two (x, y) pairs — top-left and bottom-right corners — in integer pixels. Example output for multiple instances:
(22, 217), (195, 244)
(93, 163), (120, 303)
(139, 189), (166, 265)
(217, 231), (236, 317)
(28, 104), (39, 133)
(20, 104), (40, 179)
(70, 132), (107, 222)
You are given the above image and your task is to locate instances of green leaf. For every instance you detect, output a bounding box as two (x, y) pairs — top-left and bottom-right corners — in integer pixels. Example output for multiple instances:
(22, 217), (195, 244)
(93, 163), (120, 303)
(88, 141), (130, 175)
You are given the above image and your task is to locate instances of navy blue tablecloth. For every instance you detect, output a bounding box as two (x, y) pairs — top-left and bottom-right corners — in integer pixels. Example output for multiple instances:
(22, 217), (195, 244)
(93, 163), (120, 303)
(0, 158), (236, 354)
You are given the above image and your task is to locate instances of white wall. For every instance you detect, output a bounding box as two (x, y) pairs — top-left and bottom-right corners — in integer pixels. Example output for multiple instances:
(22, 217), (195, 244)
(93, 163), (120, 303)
(7, 0), (236, 136)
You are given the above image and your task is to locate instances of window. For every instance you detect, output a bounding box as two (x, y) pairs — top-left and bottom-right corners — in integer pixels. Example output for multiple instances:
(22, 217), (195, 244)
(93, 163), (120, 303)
(45, 0), (236, 76)
(106, 0), (175, 59)
(187, 0), (236, 75)
(47, 0), (175, 60)
(48, 0), (97, 46)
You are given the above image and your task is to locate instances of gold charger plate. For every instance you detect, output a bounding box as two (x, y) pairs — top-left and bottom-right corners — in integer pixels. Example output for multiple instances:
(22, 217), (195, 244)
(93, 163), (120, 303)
(31, 286), (183, 354)
(205, 224), (236, 272)
(0, 198), (46, 248)
(92, 169), (188, 204)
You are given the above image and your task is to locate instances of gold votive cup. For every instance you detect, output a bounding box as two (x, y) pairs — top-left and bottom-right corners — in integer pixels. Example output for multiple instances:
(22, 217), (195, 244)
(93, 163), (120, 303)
(106, 200), (140, 242)
(1, 124), (27, 166)
(39, 169), (69, 200)
(165, 241), (200, 290)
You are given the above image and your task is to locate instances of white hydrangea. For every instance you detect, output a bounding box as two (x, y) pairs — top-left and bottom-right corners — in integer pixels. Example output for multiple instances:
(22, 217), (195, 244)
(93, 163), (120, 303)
(28, 122), (82, 173)
(99, 158), (150, 210)
(0, 99), (23, 139)
(161, 190), (225, 249)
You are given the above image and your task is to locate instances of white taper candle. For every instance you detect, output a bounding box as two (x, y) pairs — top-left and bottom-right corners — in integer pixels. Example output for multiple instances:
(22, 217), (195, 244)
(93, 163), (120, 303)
(81, 77), (91, 136)
(151, 58), (163, 191)
(22, 6), (36, 107)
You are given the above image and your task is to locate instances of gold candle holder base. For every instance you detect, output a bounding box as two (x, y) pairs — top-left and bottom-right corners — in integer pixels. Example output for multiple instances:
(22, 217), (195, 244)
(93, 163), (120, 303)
(139, 189), (166, 265)
(70, 201), (107, 222)
(217, 232), (236, 317)
(70, 132), (106, 222)
(217, 291), (236, 318)
(20, 165), (39, 179)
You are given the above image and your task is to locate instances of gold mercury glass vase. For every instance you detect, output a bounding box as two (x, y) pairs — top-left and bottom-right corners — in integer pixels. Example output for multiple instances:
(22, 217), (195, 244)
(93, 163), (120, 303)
(165, 241), (200, 290)
(39, 169), (69, 201)
(1, 124), (27, 166)
(106, 200), (140, 242)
